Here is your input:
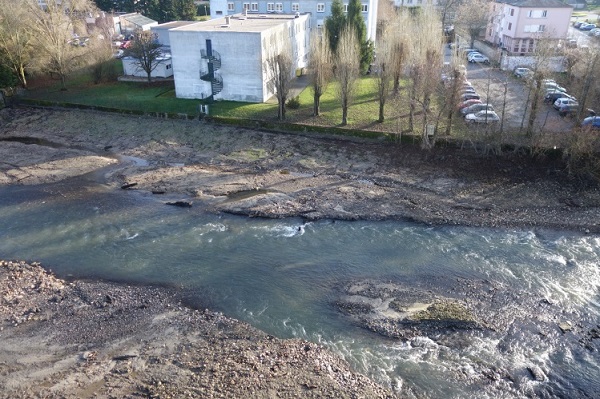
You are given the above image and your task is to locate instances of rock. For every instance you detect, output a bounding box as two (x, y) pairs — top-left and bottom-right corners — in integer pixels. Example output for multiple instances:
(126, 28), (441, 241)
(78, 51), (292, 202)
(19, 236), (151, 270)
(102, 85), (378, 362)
(527, 365), (546, 381)
(166, 200), (193, 208)
(559, 321), (573, 333)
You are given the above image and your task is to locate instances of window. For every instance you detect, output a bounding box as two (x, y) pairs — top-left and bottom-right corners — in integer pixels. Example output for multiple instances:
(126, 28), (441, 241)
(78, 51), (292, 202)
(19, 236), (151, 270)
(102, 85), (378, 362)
(243, 3), (249, 11)
(216, 10), (223, 15)
(508, 22), (512, 31)
(292, 2), (299, 11)
(251, 2), (258, 11)
(539, 24), (545, 32)
(528, 10), (547, 18)
(344, 4), (348, 12)
(406, 0), (413, 4)
(317, 3), (325, 12)
(417, 0), (422, 4)
(275, 2), (283, 11)
(267, 2), (274, 11)
(362, 4), (368, 12)
(510, 8), (514, 16)
(227, 2), (234, 11)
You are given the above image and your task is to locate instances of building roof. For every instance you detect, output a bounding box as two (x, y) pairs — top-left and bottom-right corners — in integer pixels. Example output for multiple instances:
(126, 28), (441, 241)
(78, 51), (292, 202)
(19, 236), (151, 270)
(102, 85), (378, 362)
(497, 0), (573, 7)
(171, 13), (308, 33)
(154, 21), (198, 30)
(120, 13), (158, 27)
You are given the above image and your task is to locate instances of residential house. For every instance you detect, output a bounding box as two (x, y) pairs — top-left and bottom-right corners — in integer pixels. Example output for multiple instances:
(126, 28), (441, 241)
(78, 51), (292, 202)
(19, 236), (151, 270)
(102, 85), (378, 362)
(209, 0), (379, 41)
(486, 0), (573, 55)
(168, 13), (311, 102)
(115, 13), (159, 37)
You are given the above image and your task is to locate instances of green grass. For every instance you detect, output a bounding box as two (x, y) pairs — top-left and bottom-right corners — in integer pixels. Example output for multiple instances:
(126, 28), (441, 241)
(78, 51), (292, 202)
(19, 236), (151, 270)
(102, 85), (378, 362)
(22, 67), (458, 139)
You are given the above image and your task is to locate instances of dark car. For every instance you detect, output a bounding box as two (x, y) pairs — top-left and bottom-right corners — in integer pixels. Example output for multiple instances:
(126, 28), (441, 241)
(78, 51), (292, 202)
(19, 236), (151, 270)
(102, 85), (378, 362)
(582, 116), (600, 128)
(460, 92), (481, 101)
(544, 91), (574, 104)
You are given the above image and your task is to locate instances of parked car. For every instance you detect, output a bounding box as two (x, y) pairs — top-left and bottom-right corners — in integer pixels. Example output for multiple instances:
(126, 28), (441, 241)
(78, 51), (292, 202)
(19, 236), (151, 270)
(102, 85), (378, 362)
(514, 67), (533, 79)
(468, 53), (490, 64)
(588, 28), (600, 35)
(457, 99), (482, 110)
(544, 91), (574, 104)
(460, 87), (477, 94)
(461, 48), (479, 57)
(465, 110), (500, 123)
(582, 116), (600, 128)
(543, 82), (566, 93)
(573, 21), (583, 28)
(554, 98), (579, 116)
(460, 92), (481, 101)
(580, 23), (597, 31)
(460, 103), (494, 116)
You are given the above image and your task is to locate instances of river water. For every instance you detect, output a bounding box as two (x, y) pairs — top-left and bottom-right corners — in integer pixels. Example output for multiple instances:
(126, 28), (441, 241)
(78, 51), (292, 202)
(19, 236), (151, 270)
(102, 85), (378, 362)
(1, 181), (599, 398)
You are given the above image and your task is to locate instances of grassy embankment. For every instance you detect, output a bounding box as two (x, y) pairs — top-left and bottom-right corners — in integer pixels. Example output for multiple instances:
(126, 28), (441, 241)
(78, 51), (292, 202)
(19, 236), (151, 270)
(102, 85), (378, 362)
(21, 62), (462, 140)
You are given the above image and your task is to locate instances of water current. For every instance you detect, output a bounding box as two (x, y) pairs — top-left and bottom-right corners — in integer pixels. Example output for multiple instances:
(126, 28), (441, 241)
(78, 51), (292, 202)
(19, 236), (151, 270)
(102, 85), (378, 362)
(1, 181), (599, 398)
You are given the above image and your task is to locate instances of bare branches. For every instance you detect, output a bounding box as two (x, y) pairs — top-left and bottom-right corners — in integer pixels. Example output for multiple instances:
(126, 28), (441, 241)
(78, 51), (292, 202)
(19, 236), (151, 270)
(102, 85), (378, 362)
(266, 36), (293, 121)
(335, 25), (360, 126)
(308, 30), (332, 117)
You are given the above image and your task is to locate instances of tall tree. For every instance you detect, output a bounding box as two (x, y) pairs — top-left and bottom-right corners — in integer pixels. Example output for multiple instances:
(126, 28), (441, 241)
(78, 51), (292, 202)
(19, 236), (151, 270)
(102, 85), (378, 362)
(325, 0), (345, 53)
(123, 29), (163, 82)
(266, 37), (293, 121)
(173, 0), (196, 20)
(373, 24), (394, 123)
(308, 30), (332, 116)
(335, 25), (360, 126)
(455, 0), (492, 48)
(27, 0), (98, 90)
(0, 0), (35, 88)
(346, 0), (372, 73)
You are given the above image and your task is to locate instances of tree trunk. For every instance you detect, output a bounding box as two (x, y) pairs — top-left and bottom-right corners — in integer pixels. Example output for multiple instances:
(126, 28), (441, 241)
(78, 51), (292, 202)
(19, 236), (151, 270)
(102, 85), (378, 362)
(19, 65), (27, 89)
(526, 82), (541, 137)
(313, 91), (321, 116)
(378, 98), (385, 123)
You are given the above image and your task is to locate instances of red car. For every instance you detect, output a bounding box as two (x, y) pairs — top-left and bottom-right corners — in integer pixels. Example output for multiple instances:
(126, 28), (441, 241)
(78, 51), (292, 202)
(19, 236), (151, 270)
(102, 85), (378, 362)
(457, 99), (482, 110)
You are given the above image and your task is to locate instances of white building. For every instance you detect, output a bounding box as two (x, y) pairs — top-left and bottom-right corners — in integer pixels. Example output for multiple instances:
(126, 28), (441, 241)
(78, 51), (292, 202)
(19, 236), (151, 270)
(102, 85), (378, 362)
(168, 13), (311, 102)
(209, 0), (378, 41)
(122, 53), (174, 78)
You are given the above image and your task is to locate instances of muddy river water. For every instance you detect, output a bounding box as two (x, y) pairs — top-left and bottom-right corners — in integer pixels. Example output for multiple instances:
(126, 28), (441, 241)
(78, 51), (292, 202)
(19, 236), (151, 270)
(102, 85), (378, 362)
(1, 180), (599, 398)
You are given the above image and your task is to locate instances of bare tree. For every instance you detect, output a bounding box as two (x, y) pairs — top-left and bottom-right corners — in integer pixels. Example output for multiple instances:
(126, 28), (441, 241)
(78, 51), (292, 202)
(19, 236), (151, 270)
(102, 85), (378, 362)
(373, 25), (394, 123)
(388, 9), (410, 96)
(437, 0), (460, 37)
(124, 30), (163, 83)
(455, 0), (492, 48)
(0, 0), (35, 88)
(266, 36), (293, 121)
(335, 25), (360, 126)
(27, 0), (98, 90)
(308, 30), (332, 116)
(406, 4), (443, 148)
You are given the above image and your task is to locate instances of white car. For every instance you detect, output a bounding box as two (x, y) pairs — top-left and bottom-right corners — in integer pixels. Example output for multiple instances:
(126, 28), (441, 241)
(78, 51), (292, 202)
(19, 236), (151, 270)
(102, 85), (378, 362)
(465, 110), (500, 123)
(468, 53), (490, 64)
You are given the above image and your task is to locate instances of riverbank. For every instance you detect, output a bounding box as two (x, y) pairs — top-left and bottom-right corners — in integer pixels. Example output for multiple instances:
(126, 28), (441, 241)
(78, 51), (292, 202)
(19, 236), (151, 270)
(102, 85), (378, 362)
(0, 106), (599, 397)
(0, 260), (395, 398)
(1, 107), (599, 232)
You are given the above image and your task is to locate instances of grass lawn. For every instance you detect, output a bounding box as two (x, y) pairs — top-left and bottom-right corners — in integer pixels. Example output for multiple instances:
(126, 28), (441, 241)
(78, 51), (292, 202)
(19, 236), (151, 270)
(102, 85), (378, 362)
(22, 66), (461, 137)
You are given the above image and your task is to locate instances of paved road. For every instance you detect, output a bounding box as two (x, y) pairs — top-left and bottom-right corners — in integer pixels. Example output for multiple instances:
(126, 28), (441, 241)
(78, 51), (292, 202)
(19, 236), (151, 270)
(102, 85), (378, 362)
(446, 46), (575, 134)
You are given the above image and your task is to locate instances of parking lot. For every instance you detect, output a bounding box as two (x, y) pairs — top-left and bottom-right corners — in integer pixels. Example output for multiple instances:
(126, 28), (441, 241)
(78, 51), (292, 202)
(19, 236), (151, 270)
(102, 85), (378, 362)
(445, 46), (575, 135)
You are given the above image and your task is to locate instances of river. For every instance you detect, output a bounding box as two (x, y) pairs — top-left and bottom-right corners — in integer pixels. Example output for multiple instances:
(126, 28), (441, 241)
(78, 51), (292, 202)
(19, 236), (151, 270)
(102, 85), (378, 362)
(0, 180), (598, 398)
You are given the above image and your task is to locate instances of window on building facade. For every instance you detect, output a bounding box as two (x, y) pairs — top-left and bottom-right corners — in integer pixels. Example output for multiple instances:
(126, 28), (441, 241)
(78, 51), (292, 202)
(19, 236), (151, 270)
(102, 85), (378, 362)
(508, 22), (512, 30)
(227, 2), (234, 11)
(317, 3), (325, 12)
(361, 4), (368, 11)
(510, 8), (514, 16)
(528, 10), (547, 18)
(267, 2), (274, 11)
(406, 0), (413, 4)
(243, 3), (249, 11)
(417, 0), (422, 4)
(344, 4), (348, 12)
(275, 2), (283, 11)
(292, 3), (299, 11)
(251, 3), (258, 11)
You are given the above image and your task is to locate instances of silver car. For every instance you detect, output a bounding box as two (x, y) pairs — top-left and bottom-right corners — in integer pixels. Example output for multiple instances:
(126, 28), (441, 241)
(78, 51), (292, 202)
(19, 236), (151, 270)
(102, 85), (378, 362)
(465, 110), (500, 123)
(460, 103), (495, 116)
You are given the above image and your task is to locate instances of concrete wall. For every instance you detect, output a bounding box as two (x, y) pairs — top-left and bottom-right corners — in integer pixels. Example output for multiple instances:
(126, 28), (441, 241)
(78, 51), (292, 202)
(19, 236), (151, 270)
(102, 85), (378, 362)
(169, 16), (310, 102)
(122, 57), (174, 78)
(209, 0), (378, 41)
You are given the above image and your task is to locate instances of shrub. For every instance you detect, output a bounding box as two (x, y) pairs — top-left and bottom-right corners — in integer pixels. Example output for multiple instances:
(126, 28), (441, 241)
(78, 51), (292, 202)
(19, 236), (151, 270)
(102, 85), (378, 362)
(286, 96), (300, 109)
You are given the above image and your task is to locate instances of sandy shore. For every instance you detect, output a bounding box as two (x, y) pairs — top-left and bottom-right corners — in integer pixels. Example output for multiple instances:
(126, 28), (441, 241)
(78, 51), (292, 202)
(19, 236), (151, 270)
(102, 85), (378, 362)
(1, 106), (599, 397)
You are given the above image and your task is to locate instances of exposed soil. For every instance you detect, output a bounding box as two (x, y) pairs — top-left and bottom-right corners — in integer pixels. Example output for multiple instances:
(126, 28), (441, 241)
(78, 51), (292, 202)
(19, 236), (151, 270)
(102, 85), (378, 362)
(1, 106), (599, 397)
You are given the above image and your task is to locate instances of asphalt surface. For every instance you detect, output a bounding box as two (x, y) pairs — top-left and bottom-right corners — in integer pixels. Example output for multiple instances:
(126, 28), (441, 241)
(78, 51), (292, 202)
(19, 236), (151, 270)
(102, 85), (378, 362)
(445, 46), (575, 134)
